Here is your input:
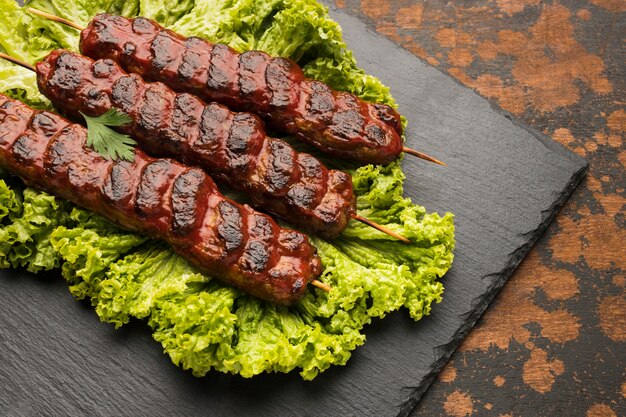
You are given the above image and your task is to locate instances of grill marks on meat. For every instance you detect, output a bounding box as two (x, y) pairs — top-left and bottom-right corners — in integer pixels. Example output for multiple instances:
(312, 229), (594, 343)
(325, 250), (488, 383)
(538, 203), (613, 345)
(208, 44), (238, 97)
(217, 201), (244, 252)
(79, 14), (404, 165)
(135, 160), (178, 222)
(37, 50), (355, 238)
(265, 58), (299, 110)
(171, 168), (206, 236)
(0, 94), (321, 305)
(104, 160), (143, 204)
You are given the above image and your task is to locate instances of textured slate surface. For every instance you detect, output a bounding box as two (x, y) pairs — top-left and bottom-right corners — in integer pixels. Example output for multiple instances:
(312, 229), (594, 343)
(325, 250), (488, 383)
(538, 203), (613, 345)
(0, 4), (588, 417)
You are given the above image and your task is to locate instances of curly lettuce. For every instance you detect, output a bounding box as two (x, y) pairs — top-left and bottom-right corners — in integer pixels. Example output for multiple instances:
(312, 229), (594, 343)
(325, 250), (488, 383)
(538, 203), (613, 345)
(0, 0), (454, 380)
(0, 179), (68, 272)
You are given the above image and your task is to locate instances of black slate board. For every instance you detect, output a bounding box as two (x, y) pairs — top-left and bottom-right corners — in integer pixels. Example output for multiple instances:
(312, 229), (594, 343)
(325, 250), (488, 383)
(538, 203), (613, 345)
(0, 4), (588, 417)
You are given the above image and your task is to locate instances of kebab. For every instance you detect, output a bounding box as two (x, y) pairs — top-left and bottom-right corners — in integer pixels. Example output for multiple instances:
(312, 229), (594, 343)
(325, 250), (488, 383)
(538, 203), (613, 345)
(27, 9), (444, 167)
(0, 93), (331, 304)
(0, 51), (410, 242)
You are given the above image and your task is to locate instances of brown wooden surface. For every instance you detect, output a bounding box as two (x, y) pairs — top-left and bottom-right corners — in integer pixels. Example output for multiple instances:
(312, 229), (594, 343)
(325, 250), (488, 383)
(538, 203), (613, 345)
(334, 1), (625, 415)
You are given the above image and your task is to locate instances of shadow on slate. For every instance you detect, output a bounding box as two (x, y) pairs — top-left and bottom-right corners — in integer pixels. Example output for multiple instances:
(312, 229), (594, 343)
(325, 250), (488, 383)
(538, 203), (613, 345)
(0, 4), (588, 417)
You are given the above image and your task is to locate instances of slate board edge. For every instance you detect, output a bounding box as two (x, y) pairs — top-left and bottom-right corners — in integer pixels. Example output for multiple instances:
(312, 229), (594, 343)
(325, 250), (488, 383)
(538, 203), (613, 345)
(398, 161), (589, 417)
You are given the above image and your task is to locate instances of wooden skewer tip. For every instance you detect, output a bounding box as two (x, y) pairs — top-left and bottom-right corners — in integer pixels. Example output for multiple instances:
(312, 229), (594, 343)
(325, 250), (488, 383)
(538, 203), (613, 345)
(0, 53), (35, 72)
(312, 280), (332, 292)
(402, 147), (446, 166)
(352, 214), (411, 243)
(27, 8), (85, 31)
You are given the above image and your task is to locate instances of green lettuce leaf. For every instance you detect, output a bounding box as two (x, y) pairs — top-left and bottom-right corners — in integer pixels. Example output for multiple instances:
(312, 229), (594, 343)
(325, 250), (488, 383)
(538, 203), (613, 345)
(50, 207), (147, 300)
(0, 182), (70, 272)
(0, 0), (455, 380)
(95, 243), (209, 327)
(0, 61), (50, 109)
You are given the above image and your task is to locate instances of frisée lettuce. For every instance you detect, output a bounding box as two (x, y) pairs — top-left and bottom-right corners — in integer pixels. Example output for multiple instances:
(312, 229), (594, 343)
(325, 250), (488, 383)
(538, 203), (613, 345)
(0, 0), (454, 379)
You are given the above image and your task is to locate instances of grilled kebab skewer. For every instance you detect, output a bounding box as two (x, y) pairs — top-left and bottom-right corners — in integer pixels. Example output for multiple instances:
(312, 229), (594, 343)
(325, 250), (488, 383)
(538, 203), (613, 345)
(0, 93), (325, 305)
(27, 8), (445, 167)
(37, 50), (355, 239)
(1, 50), (409, 242)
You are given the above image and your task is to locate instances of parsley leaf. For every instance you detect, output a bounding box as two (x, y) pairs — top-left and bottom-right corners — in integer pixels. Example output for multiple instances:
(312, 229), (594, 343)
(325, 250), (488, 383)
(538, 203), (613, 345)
(80, 109), (136, 162)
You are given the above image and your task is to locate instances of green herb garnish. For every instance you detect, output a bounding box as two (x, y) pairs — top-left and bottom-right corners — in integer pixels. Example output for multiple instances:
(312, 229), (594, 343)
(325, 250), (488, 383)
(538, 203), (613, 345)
(80, 109), (136, 162)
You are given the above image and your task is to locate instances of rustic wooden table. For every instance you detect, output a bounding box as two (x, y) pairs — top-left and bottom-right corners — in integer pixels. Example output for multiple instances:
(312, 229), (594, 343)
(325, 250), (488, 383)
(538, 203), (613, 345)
(334, 1), (625, 415)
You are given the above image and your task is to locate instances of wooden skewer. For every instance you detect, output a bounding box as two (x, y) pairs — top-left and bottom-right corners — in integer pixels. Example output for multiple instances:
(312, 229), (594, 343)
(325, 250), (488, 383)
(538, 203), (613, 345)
(402, 147), (446, 166)
(28, 8), (445, 167)
(0, 53), (35, 72)
(352, 214), (410, 243)
(311, 280), (332, 292)
(28, 8), (85, 31)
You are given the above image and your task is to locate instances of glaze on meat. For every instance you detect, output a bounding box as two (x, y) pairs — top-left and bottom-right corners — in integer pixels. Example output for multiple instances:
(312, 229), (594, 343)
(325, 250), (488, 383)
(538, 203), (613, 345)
(0, 94), (322, 305)
(79, 14), (404, 165)
(36, 50), (355, 238)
